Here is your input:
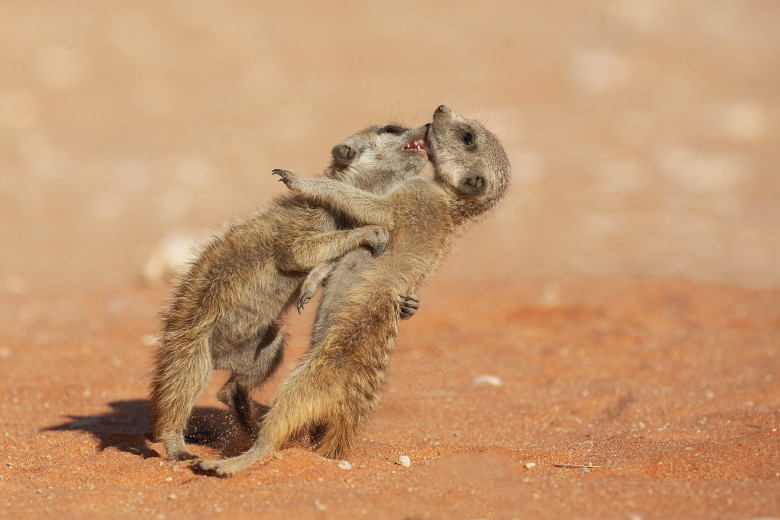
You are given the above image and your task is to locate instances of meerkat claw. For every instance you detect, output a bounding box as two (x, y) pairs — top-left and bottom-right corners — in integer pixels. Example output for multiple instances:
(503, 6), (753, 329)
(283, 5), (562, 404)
(297, 295), (312, 314)
(271, 169), (294, 187)
(398, 293), (420, 319)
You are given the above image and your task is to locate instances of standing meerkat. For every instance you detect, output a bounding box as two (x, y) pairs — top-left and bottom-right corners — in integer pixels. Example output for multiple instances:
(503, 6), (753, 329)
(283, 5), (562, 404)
(193, 105), (511, 476)
(150, 122), (429, 461)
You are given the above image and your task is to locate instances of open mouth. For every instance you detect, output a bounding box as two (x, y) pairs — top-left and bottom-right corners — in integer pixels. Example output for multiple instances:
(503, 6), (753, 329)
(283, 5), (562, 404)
(402, 136), (428, 156)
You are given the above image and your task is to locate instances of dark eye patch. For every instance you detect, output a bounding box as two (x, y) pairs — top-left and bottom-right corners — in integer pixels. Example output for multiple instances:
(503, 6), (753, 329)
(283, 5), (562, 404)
(379, 124), (405, 135)
(461, 129), (475, 146)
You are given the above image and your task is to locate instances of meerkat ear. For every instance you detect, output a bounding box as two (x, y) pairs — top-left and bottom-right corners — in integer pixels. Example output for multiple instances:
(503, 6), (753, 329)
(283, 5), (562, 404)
(457, 172), (487, 195)
(331, 143), (360, 167)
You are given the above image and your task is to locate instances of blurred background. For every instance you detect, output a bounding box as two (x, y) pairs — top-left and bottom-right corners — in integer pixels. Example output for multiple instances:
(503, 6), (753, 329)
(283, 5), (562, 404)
(1, 0), (778, 297)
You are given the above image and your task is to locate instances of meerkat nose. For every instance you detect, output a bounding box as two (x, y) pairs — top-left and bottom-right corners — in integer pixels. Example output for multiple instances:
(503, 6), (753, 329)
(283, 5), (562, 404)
(436, 105), (450, 114)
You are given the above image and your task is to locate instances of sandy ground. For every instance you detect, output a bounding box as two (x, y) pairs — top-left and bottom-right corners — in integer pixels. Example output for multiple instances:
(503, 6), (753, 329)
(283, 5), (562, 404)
(1, 1), (779, 518)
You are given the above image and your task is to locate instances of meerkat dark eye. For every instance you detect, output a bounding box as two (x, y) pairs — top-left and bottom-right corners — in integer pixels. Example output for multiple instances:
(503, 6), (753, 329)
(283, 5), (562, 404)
(380, 125), (405, 135)
(462, 131), (474, 146)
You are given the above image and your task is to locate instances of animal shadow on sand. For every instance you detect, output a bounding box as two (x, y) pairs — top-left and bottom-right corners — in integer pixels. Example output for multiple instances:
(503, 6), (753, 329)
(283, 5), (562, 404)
(45, 400), (248, 459)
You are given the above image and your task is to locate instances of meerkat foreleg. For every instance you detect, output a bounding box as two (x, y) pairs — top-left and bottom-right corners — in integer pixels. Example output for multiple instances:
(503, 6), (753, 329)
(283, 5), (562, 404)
(272, 169), (395, 229)
(150, 331), (212, 461)
(279, 227), (389, 273)
(296, 260), (336, 313)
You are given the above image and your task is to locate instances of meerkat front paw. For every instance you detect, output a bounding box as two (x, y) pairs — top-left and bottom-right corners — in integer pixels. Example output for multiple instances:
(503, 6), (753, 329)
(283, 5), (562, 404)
(365, 226), (390, 257)
(271, 169), (298, 190)
(397, 293), (420, 319)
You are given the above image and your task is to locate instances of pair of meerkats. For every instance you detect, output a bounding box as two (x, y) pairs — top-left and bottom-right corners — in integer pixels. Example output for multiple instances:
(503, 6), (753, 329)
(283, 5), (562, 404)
(149, 105), (510, 476)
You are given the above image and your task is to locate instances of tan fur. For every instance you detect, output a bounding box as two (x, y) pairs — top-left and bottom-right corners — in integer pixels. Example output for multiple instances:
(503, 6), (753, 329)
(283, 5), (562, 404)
(193, 105), (511, 476)
(150, 122), (429, 460)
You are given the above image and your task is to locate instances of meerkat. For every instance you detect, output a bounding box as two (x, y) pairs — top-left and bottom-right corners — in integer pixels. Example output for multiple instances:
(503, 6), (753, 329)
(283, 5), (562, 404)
(150, 122), (430, 461)
(192, 105), (511, 476)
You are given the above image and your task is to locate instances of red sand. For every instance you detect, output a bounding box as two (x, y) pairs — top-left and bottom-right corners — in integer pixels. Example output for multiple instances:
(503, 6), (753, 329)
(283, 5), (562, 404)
(2, 277), (778, 518)
(1, 1), (779, 518)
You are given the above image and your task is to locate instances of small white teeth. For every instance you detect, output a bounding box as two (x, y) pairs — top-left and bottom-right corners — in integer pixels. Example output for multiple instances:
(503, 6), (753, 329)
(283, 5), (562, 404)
(403, 138), (427, 152)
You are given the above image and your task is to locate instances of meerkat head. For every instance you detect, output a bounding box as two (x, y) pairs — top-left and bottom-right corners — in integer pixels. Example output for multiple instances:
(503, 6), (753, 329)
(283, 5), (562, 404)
(427, 105), (511, 223)
(326, 123), (429, 195)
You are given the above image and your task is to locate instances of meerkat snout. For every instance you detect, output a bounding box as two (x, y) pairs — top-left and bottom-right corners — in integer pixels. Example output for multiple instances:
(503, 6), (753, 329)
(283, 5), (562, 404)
(458, 174), (487, 195)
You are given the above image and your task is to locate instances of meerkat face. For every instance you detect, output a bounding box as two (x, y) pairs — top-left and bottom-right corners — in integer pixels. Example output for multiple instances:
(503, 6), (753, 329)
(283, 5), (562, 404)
(427, 105), (511, 218)
(328, 123), (430, 194)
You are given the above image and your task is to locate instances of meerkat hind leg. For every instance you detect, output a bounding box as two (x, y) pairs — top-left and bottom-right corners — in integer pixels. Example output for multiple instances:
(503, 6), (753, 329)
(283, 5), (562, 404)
(216, 327), (285, 435)
(159, 431), (197, 461)
(313, 414), (362, 460)
(216, 375), (271, 437)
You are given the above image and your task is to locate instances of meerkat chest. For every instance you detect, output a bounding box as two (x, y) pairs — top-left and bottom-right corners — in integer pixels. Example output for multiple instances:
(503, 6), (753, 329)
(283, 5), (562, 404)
(388, 186), (453, 270)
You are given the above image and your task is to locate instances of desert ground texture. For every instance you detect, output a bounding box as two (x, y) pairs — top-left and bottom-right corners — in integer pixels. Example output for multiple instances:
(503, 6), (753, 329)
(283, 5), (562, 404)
(0, 1), (778, 519)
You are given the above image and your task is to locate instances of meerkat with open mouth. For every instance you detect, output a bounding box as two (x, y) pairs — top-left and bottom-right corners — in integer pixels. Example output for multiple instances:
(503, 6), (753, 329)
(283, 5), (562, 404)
(193, 105), (511, 477)
(150, 122), (430, 461)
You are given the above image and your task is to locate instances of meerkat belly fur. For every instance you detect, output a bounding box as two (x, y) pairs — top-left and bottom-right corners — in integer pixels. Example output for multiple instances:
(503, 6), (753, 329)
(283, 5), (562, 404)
(150, 123), (429, 461)
(193, 105), (511, 477)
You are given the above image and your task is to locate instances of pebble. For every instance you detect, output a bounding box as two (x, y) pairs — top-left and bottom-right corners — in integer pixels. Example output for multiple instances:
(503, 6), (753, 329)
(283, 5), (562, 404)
(524, 462), (537, 470)
(337, 460), (352, 470)
(472, 375), (503, 387)
(397, 455), (411, 467)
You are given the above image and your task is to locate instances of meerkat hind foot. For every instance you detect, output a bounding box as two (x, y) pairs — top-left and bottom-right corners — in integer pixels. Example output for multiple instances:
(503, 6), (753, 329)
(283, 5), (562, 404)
(159, 432), (197, 461)
(191, 458), (230, 478)
(191, 451), (267, 478)
(170, 450), (197, 461)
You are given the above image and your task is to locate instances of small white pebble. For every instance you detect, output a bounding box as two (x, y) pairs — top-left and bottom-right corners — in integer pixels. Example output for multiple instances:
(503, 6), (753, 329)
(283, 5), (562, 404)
(398, 455), (411, 467)
(168, 494), (176, 500)
(524, 462), (536, 470)
(472, 375), (503, 387)
(165, 476), (172, 482)
(337, 460), (352, 470)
